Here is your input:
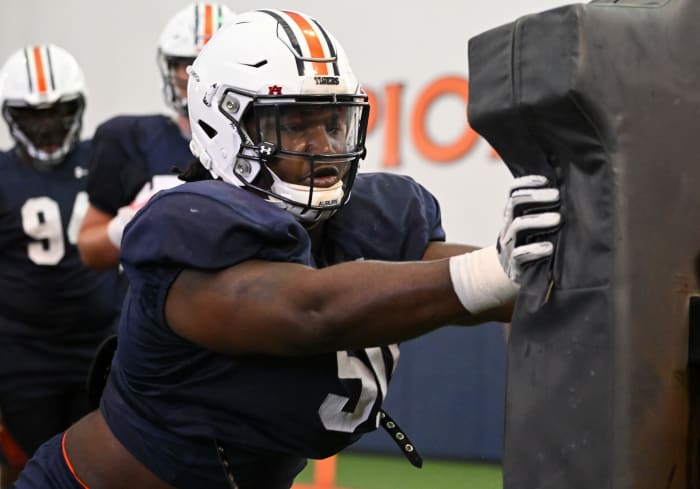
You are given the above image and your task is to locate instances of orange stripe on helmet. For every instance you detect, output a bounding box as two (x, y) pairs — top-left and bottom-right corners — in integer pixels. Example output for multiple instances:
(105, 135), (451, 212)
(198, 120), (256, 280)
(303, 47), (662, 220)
(32, 46), (48, 95)
(203, 4), (214, 44)
(283, 10), (329, 76)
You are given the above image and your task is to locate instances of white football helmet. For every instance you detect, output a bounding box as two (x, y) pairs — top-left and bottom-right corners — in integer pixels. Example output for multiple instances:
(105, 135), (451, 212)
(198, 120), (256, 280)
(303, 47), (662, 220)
(157, 2), (235, 116)
(187, 9), (370, 223)
(0, 44), (86, 166)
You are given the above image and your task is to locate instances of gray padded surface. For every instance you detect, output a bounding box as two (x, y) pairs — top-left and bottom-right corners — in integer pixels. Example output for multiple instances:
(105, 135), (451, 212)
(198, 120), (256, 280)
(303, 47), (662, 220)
(468, 1), (700, 487)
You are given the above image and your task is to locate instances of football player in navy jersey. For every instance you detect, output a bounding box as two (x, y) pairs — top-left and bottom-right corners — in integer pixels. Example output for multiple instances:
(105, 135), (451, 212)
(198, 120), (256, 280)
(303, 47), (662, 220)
(0, 45), (120, 488)
(13, 9), (561, 489)
(77, 2), (235, 269)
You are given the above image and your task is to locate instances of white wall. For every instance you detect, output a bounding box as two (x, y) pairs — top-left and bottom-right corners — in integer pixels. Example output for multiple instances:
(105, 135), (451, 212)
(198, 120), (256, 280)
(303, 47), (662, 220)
(0, 0), (572, 244)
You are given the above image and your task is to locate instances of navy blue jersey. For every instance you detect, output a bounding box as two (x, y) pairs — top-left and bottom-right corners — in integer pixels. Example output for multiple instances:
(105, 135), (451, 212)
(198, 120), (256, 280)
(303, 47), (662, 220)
(103, 172), (445, 488)
(85, 115), (192, 215)
(0, 144), (120, 401)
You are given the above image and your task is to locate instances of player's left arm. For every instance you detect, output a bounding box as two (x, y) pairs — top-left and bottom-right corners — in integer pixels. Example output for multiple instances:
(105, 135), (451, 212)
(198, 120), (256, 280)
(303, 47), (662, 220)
(423, 241), (514, 323)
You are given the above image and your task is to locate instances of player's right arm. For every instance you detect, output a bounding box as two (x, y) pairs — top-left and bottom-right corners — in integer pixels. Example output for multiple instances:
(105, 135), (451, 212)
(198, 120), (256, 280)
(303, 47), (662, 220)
(166, 254), (516, 357)
(163, 177), (559, 357)
(120, 174), (557, 359)
(78, 118), (150, 269)
(77, 205), (123, 269)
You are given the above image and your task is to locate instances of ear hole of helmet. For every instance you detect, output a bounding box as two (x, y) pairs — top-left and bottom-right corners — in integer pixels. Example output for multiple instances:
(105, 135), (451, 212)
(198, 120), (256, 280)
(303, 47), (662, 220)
(198, 119), (218, 139)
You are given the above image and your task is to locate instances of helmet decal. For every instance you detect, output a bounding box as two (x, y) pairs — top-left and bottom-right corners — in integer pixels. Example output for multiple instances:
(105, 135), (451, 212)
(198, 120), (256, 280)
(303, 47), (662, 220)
(194, 3), (223, 51)
(258, 9), (339, 77)
(25, 46), (55, 97)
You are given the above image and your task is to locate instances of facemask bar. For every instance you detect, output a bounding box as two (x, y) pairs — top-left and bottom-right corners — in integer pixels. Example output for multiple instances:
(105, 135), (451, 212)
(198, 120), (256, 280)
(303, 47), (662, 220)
(157, 50), (194, 116)
(218, 86), (369, 213)
(2, 95), (85, 166)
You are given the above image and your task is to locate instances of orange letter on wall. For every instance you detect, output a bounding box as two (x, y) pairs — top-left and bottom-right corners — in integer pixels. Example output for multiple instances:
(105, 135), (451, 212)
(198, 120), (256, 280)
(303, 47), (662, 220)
(382, 83), (404, 168)
(411, 76), (478, 163)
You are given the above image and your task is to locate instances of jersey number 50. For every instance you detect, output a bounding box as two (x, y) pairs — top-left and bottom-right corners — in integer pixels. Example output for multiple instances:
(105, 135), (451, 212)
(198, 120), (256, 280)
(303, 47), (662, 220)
(318, 345), (399, 433)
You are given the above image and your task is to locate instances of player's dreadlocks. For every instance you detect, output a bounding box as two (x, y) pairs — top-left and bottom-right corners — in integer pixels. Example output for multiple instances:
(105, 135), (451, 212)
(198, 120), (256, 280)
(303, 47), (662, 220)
(175, 159), (212, 182)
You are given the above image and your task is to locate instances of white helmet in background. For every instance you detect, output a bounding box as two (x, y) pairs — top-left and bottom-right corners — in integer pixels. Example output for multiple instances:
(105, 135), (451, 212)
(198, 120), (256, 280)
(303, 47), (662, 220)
(187, 9), (370, 223)
(157, 2), (235, 116)
(0, 44), (86, 167)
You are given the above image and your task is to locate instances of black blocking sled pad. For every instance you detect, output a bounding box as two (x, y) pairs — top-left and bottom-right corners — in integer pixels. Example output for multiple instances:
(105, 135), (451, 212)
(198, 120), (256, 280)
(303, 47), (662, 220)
(467, 1), (700, 488)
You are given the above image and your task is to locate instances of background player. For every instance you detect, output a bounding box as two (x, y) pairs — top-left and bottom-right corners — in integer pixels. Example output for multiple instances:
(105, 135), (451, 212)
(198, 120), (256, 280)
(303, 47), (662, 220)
(77, 2), (235, 269)
(0, 44), (120, 488)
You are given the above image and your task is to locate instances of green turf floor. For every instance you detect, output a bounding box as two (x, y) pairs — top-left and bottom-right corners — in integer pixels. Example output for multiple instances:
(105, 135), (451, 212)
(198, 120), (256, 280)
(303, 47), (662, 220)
(295, 452), (502, 489)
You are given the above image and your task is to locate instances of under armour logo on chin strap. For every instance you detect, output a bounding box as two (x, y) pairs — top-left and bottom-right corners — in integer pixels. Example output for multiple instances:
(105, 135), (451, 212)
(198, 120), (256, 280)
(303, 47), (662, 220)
(268, 85), (283, 95)
(259, 142), (277, 160)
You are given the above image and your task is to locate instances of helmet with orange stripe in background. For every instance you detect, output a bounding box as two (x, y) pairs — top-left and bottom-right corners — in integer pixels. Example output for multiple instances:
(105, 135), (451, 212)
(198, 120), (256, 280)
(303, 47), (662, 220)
(187, 9), (370, 224)
(157, 2), (235, 117)
(0, 44), (86, 167)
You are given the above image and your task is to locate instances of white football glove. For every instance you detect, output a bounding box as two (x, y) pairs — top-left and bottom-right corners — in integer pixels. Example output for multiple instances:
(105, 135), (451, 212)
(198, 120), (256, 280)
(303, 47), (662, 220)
(448, 175), (560, 315)
(497, 175), (561, 283)
(106, 175), (184, 249)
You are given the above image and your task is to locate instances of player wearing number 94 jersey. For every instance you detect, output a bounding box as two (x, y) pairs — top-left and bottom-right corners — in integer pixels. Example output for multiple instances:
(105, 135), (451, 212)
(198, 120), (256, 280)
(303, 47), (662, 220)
(0, 44), (120, 485)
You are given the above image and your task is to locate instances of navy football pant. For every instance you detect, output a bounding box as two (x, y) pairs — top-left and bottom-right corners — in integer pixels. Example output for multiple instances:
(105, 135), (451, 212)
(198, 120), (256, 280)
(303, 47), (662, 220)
(11, 433), (83, 489)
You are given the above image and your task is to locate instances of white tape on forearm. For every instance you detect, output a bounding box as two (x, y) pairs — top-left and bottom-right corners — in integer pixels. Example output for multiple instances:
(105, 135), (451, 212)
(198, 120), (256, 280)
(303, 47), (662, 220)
(106, 206), (135, 249)
(448, 245), (519, 314)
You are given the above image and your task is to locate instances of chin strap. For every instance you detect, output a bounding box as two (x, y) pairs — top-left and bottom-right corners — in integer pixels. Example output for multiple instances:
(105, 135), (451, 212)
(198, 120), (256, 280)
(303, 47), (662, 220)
(214, 439), (239, 489)
(267, 167), (344, 223)
(379, 410), (423, 468)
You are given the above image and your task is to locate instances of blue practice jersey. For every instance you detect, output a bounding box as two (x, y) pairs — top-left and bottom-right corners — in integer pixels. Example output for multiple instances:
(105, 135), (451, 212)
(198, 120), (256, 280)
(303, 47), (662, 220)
(0, 144), (120, 401)
(103, 172), (445, 488)
(85, 114), (192, 215)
